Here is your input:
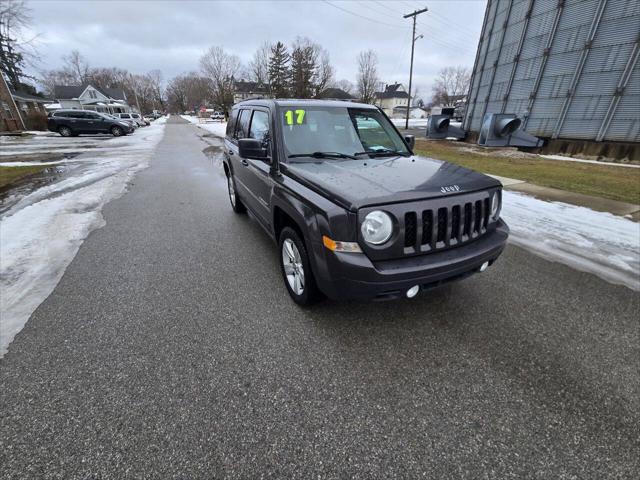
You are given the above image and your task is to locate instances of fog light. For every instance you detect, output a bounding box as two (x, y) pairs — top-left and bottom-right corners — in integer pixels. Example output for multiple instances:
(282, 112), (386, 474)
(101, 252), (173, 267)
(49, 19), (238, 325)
(406, 285), (420, 298)
(479, 261), (489, 272)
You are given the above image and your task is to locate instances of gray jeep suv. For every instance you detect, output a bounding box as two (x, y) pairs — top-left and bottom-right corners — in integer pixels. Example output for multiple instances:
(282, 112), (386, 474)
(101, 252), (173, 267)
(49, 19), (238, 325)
(223, 99), (509, 305)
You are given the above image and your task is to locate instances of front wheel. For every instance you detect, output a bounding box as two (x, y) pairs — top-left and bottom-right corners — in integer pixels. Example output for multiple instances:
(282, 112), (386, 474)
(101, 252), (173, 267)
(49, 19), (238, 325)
(111, 126), (123, 137)
(279, 227), (322, 306)
(227, 173), (246, 213)
(58, 126), (72, 137)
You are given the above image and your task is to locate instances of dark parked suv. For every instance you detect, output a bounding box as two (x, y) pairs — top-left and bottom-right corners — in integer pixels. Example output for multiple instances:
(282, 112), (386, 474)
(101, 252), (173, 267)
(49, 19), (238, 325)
(223, 99), (509, 305)
(47, 110), (134, 137)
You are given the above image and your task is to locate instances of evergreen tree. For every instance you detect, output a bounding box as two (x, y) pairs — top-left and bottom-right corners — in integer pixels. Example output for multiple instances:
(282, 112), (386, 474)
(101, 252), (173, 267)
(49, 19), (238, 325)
(290, 42), (317, 99)
(268, 42), (290, 98)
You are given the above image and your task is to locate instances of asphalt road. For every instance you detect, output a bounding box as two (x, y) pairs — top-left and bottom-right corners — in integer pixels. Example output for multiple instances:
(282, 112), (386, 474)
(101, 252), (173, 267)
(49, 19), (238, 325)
(1, 116), (638, 479)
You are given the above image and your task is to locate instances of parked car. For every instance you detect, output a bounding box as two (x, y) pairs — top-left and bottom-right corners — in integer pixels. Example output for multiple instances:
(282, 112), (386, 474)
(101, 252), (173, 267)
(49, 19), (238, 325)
(47, 110), (134, 137)
(223, 99), (509, 305)
(210, 111), (225, 121)
(143, 114), (155, 123)
(114, 112), (145, 127)
(131, 113), (149, 126)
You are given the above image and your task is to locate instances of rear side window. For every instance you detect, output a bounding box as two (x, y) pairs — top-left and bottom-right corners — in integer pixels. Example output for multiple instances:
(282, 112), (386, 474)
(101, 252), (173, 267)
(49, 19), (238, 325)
(235, 109), (251, 140)
(249, 110), (270, 143)
(121, 114), (131, 119)
(226, 110), (238, 137)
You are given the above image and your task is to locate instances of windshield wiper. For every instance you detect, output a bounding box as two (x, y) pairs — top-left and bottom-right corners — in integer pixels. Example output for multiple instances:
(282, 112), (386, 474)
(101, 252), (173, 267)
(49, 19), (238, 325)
(288, 151), (357, 160)
(353, 149), (410, 158)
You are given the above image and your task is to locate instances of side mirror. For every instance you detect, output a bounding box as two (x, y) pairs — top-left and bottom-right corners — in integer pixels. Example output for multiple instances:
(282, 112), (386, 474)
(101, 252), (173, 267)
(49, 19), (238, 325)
(404, 134), (415, 150)
(238, 138), (269, 160)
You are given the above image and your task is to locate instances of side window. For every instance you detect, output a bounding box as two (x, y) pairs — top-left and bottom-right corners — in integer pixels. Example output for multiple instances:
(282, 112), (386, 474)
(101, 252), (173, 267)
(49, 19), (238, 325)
(235, 109), (251, 140)
(86, 112), (100, 119)
(69, 112), (87, 119)
(249, 110), (270, 144)
(226, 110), (238, 137)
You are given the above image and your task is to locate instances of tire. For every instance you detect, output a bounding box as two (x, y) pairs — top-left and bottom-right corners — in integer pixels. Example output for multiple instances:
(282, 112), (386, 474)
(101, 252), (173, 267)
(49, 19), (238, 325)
(278, 227), (322, 306)
(226, 172), (246, 214)
(111, 126), (123, 137)
(58, 126), (72, 137)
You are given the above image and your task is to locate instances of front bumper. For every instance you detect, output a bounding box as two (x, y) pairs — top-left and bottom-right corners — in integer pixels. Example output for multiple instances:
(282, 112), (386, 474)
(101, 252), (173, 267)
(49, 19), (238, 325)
(314, 219), (509, 300)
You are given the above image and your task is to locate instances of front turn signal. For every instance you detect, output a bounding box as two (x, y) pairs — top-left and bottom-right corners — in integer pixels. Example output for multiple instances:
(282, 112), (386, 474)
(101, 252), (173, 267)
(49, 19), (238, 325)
(322, 235), (362, 253)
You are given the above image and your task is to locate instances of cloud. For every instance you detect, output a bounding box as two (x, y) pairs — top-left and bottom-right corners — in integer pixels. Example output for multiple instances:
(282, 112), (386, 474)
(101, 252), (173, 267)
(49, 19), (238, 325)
(25, 0), (485, 100)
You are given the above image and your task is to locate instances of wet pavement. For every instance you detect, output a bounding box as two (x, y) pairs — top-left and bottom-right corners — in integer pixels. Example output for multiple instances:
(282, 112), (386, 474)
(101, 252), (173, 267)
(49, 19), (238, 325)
(1, 116), (638, 479)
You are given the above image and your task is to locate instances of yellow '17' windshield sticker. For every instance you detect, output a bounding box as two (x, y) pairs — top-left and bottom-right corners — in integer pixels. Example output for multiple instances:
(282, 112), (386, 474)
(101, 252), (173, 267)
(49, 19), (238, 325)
(284, 109), (306, 125)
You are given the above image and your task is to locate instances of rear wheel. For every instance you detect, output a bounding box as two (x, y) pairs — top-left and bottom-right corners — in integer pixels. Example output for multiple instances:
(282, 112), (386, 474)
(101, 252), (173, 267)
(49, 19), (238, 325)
(58, 126), (72, 137)
(278, 227), (322, 306)
(226, 173), (246, 213)
(111, 126), (123, 137)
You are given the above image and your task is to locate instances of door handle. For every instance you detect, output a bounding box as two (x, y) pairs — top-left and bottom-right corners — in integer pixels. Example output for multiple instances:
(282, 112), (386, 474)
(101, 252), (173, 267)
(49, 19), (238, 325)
(241, 159), (249, 166)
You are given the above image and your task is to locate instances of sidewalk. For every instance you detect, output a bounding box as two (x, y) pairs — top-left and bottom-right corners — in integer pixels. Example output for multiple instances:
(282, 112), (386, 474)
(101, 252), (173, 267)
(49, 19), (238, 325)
(489, 174), (640, 221)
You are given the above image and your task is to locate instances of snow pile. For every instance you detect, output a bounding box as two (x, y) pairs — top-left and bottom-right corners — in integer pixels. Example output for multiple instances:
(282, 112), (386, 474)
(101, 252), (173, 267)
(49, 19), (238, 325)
(502, 191), (640, 291)
(181, 115), (227, 137)
(0, 119), (167, 357)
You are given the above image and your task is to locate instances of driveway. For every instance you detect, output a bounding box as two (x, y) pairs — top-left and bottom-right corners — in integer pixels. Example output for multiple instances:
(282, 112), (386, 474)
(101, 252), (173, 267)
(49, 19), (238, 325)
(1, 116), (638, 479)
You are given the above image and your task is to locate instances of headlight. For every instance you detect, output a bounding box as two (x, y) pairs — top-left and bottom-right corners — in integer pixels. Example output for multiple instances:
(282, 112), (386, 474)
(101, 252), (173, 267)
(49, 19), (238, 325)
(490, 191), (501, 220)
(361, 210), (393, 245)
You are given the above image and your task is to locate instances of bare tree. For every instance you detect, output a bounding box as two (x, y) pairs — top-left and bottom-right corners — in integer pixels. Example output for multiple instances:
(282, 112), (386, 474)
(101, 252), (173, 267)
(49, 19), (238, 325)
(0, 0), (36, 89)
(146, 69), (165, 109)
(200, 46), (241, 114)
(166, 72), (213, 113)
(356, 50), (379, 104)
(431, 66), (471, 106)
(315, 50), (334, 96)
(62, 50), (90, 84)
(331, 78), (354, 94)
(248, 41), (271, 85)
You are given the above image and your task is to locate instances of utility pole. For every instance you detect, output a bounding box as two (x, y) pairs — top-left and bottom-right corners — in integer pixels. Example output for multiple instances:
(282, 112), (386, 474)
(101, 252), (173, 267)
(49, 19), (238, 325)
(403, 7), (428, 130)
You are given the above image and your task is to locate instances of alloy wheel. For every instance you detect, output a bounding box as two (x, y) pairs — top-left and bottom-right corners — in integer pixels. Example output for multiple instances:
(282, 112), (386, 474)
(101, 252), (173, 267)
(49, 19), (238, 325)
(282, 238), (305, 295)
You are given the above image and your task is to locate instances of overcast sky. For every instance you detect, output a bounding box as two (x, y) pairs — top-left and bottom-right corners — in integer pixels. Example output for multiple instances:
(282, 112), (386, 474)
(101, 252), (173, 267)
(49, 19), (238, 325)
(24, 0), (486, 100)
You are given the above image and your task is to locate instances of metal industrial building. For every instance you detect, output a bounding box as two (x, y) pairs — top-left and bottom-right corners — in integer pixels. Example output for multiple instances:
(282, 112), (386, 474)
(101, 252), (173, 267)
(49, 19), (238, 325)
(464, 0), (640, 158)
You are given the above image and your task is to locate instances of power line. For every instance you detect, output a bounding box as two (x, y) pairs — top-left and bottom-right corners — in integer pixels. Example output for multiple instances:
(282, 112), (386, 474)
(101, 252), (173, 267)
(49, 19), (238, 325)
(321, 0), (409, 29)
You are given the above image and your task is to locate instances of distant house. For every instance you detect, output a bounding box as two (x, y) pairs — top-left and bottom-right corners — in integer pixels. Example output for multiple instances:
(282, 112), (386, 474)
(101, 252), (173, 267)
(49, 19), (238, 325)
(316, 88), (355, 101)
(233, 80), (271, 104)
(53, 84), (132, 114)
(374, 83), (409, 116)
(1, 76), (24, 132)
(11, 88), (52, 119)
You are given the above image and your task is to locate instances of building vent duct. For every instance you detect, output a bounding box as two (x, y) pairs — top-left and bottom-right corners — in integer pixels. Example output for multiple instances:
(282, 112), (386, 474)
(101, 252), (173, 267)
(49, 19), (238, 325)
(426, 114), (465, 140)
(478, 113), (543, 148)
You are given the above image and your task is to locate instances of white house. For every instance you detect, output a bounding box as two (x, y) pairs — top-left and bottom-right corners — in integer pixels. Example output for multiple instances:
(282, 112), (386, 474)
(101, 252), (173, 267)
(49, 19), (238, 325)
(53, 84), (132, 114)
(374, 83), (409, 117)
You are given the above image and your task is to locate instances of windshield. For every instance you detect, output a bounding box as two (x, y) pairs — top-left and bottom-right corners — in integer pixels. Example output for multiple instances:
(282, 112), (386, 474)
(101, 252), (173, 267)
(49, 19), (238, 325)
(279, 106), (410, 160)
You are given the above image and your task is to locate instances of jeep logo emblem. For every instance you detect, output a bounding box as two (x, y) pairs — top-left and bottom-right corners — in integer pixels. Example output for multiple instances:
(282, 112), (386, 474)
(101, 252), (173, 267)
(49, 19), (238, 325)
(440, 185), (460, 194)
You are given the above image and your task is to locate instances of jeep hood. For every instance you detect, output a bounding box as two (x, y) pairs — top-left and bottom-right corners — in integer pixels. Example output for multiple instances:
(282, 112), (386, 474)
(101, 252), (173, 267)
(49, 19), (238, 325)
(283, 155), (501, 211)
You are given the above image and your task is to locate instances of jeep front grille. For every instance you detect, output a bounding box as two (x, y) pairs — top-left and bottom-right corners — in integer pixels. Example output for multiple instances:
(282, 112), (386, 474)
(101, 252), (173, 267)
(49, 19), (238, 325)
(403, 197), (490, 253)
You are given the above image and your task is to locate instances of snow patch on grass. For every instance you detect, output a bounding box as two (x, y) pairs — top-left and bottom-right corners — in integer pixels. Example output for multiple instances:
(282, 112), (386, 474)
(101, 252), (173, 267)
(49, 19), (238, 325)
(0, 120), (167, 357)
(502, 191), (640, 291)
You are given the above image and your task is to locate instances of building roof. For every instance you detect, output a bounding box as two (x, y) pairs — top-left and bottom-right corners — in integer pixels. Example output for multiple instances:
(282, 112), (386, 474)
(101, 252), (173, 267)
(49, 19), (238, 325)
(316, 88), (355, 100)
(53, 84), (127, 101)
(10, 88), (52, 103)
(374, 83), (408, 99)
(375, 90), (409, 99)
(234, 80), (269, 94)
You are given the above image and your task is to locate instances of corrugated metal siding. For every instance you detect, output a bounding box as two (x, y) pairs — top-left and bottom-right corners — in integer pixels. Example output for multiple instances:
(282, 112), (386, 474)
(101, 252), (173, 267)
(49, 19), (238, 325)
(465, 0), (640, 143)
